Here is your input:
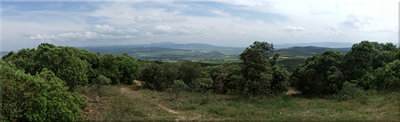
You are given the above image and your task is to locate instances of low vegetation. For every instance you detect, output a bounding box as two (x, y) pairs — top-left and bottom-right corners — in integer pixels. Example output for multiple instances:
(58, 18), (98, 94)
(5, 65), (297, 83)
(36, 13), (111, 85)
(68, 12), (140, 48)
(1, 40), (400, 121)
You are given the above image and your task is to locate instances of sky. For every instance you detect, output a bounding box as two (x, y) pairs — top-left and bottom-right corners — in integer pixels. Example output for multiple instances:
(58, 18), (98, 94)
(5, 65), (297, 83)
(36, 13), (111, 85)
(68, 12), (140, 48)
(1, 0), (398, 51)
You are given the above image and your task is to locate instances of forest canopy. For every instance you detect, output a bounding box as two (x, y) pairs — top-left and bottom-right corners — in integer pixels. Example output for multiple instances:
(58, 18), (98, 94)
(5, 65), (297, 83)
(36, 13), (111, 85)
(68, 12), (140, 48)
(2, 40), (400, 121)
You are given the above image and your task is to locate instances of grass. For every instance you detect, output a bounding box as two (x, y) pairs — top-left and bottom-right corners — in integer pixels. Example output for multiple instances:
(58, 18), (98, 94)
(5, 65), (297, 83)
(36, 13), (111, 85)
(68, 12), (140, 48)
(79, 84), (400, 121)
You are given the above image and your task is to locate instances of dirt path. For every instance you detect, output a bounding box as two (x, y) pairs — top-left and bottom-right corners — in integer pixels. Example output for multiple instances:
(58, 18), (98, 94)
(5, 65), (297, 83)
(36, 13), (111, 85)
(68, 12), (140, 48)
(120, 80), (179, 114)
(285, 89), (301, 95)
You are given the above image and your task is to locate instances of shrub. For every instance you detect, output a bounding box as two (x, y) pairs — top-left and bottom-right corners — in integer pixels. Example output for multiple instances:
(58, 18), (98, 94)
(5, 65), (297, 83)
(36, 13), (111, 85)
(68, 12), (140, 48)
(370, 60), (400, 91)
(192, 78), (214, 93)
(177, 60), (201, 88)
(335, 81), (365, 101)
(1, 62), (87, 121)
(167, 80), (189, 99)
(92, 75), (112, 85)
(291, 50), (344, 95)
(139, 62), (178, 90)
(1, 43), (92, 90)
(116, 54), (139, 84)
(240, 41), (290, 96)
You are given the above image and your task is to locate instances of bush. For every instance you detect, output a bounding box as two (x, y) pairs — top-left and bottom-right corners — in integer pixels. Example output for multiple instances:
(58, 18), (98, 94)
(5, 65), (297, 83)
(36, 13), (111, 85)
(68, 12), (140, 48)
(1, 62), (87, 121)
(177, 60), (201, 88)
(92, 75), (112, 85)
(192, 78), (214, 93)
(335, 81), (365, 101)
(291, 50), (344, 95)
(167, 80), (189, 99)
(116, 54), (139, 84)
(370, 60), (400, 91)
(240, 41), (290, 96)
(139, 62), (178, 90)
(1, 43), (93, 90)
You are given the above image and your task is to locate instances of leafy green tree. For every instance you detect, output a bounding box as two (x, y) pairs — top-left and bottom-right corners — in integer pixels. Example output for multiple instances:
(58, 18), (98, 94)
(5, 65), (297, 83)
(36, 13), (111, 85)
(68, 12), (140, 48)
(239, 41), (289, 96)
(370, 60), (400, 90)
(343, 41), (397, 88)
(290, 50), (344, 95)
(116, 54), (139, 84)
(1, 62), (87, 121)
(99, 54), (121, 84)
(92, 75), (112, 85)
(192, 78), (214, 93)
(177, 60), (201, 89)
(167, 80), (189, 99)
(206, 63), (243, 94)
(2, 43), (91, 90)
(139, 62), (178, 90)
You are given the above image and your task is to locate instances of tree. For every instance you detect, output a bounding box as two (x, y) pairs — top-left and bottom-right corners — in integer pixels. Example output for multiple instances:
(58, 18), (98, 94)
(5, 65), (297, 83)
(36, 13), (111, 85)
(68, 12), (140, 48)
(139, 62), (178, 90)
(239, 41), (289, 96)
(117, 54), (139, 84)
(1, 43), (91, 90)
(369, 60), (400, 91)
(1, 62), (87, 121)
(177, 60), (201, 89)
(343, 41), (397, 89)
(290, 50), (344, 95)
(167, 80), (189, 99)
(99, 54), (121, 84)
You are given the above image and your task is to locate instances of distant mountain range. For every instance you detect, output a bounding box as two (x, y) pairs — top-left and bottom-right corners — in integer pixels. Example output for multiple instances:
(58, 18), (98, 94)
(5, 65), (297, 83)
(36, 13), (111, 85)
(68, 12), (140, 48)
(3, 41), (391, 59)
(78, 41), (356, 50)
(275, 46), (351, 57)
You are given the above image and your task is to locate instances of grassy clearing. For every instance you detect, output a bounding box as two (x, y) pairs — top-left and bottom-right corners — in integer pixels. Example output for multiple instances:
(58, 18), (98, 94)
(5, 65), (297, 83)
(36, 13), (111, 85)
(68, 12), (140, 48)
(80, 85), (400, 121)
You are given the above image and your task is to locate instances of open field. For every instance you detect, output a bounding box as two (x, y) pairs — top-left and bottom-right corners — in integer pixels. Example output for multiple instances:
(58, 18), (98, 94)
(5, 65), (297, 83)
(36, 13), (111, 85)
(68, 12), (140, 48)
(80, 82), (400, 121)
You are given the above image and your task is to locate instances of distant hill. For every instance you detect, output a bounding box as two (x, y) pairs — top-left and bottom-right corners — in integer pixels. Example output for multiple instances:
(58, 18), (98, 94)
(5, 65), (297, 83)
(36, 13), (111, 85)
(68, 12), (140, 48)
(78, 42), (355, 60)
(78, 42), (245, 56)
(276, 46), (351, 57)
(273, 42), (354, 49)
(78, 46), (225, 60)
(0, 51), (10, 57)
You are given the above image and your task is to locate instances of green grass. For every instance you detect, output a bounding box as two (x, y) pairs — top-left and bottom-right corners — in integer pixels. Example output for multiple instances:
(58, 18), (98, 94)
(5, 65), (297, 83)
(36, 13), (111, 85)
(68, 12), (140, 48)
(81, 85), (400, 121)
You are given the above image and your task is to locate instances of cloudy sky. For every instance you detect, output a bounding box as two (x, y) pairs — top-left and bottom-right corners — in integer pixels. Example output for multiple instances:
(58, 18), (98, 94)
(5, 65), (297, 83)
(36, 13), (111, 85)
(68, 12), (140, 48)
(1, 0), (398, 51)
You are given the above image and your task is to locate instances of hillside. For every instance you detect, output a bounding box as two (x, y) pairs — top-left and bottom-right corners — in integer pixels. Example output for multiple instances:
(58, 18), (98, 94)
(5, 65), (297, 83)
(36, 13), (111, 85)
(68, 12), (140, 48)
(80, 46), (225, 60)
(276, 46), (351, 58)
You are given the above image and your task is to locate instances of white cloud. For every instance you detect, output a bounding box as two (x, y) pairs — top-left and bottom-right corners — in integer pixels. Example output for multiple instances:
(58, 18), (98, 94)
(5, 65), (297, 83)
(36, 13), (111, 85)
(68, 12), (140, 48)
(211, 10), (230, 17)
(30, 34), (57, 40)
(87, 3), (185, 25)
(90, 25), (139, 35)
(2, 0), (399, 51)
(284, 26), (305, 32)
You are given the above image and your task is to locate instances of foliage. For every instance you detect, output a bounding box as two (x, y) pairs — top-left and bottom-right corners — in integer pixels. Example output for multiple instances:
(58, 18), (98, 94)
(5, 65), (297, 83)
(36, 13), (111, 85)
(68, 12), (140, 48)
(99, 54), (121, 84)
(370, 60), (400, 91)
(206, 63), (243, 94)
(239, 41), (289, 96)
(167, 80), (189, 99)
(291, 50), (344, 95)
(92, 75), (112, 85)
(177, 60), (202, 88)
(192, 78), (214, 93)
(335, 81), (365, 101)
(343, 41), (397, 88)
(139, 62), (178, 90)
(116, 54), (139, 84)
(1, 43), (91, 90)
(1, 62), (87, 121)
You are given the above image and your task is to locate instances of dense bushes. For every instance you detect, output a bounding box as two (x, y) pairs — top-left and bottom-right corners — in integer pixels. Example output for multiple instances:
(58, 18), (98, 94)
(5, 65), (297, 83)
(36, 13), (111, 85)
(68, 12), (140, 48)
(240, 41), (290, 96)
(290, 50), (344, 95)
(1, 62), (87, 121)
(1, 43), (140, 90)
(291, 41), (399, 95)
(370, 60), (400, 91)
(137, 41), (290, 96)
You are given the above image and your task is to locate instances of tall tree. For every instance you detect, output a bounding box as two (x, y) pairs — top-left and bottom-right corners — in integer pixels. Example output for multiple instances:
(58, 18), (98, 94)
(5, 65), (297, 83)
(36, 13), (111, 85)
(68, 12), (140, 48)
(240, 41), (289, 95)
